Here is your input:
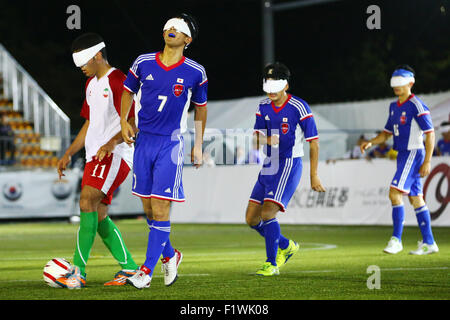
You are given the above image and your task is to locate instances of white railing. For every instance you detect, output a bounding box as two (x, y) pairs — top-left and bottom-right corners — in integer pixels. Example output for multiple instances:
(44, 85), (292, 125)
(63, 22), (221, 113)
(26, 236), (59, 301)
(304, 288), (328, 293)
(0, 43), (70, 153)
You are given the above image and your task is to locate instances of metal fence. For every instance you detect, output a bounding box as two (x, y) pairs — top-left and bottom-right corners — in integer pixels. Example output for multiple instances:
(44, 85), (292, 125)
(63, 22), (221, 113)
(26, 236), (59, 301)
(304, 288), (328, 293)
(0, 43), (70, 154)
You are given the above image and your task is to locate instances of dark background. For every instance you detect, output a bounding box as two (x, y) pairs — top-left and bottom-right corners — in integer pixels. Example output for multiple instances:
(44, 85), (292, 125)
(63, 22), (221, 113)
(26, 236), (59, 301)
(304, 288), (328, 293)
(0, 0), (449, 133)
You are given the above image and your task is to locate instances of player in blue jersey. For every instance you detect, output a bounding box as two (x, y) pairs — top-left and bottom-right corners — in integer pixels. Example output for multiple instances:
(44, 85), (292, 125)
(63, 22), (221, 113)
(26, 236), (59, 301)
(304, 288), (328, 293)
(361, 65), (439, 255)
(120, 13), (208, 288)
(245, 62), (326, 276)
(435, 121), (450, 156)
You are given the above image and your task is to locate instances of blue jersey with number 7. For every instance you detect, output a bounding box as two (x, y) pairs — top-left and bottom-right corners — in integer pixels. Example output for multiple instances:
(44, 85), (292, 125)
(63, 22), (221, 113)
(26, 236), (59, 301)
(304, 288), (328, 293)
(123, 51), (208, 136)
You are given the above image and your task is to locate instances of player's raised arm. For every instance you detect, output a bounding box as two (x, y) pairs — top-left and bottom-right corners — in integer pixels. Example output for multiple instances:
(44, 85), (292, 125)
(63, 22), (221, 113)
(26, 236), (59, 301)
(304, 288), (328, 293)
(120, 90), (136, 145)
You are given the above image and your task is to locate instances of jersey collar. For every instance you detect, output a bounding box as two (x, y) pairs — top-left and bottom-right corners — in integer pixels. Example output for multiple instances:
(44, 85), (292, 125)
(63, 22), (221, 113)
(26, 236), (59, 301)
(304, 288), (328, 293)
(397, 94), (415, 107)
(271, 94), (292, 114)
(156, 51), (185, 71)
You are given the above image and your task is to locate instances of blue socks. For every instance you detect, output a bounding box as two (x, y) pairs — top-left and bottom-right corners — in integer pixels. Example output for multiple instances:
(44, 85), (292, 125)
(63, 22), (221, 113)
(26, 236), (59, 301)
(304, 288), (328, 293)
(250, 221), (265, 237)
(391, 204), (435, 245)
(143, 220), (171, 276)
(261, 218), (281, 266)
(147, 219), (175, 259)
(251, 220), (290, 250)
(392, 204), (405, 241)
(415, 205), (435, 245)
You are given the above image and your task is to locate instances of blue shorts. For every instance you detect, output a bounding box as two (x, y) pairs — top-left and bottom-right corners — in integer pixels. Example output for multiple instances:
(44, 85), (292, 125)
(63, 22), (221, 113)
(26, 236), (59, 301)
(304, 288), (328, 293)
(390, 149), (425, 196)
(132, 132), (185, 202)
(249, 157), (302, 212)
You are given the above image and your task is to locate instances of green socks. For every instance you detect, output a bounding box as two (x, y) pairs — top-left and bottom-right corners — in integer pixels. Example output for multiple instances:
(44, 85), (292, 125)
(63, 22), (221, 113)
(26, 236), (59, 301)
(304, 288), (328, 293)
(73, 213), (138, 277)
(97, 216), (138, 271)
(73, 211), (98, 276)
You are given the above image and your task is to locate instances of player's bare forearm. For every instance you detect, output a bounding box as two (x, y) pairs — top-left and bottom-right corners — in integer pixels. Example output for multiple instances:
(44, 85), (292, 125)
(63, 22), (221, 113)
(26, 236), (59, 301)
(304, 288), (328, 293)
(309, 139), (325, 192)
(309, 139), (320, 177)
(254, 132), (266, 145)
(65, 120), (89, 158)
(253, 132), (278, 146)
(371, 131), (391, 145)
(58, 120), (88, 178)
(120, 90), (136, 144)
(423, 131), (435, 163)
(120, 90), (134, 122)
(108, 118), (137, 147)
(361, 131), (391, 153)
(194, 106), (207, 146)
(419, 131), (435, 177)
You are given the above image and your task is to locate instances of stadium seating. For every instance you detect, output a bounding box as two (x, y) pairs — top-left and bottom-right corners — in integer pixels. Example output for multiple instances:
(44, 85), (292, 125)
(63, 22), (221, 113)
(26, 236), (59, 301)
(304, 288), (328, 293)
(0, 96), (58, 168)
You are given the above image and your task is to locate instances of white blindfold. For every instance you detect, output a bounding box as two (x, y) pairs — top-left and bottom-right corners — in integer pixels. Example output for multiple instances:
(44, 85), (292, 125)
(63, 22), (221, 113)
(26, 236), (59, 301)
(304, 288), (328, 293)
(72, 42), (105, 67)
(390, 76), (415, 88)
(263, 79), (288, 93)
(163, 18), (191, 38)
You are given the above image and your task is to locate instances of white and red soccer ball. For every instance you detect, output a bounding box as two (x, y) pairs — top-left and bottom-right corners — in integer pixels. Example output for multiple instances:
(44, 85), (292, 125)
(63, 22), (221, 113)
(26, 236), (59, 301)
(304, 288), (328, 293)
(43, 258), (71, 288)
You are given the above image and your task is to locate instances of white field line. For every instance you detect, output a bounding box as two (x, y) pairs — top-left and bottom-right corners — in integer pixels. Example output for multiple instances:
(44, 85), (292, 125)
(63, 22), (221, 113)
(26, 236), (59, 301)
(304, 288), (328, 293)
(0, 243), (338, 262)
(279, 266), (450, 275)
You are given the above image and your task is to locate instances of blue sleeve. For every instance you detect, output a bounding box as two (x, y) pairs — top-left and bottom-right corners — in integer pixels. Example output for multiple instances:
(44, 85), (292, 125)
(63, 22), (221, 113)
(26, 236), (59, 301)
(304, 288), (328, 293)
(296, 100), (318, 141)
(253, 105), (266, 135)
(191, 72), (208, 107)
(300, 116), (318, 141)
(384, 107), (393, 134)
(414, 105), (434, 133)
(123, 57), (141, 94)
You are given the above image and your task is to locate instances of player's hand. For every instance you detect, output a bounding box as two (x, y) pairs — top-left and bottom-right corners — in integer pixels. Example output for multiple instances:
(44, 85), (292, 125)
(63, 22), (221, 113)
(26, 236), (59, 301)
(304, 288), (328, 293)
(57, 154), (71, 180)
(121, 119), (135, 145)
(191, 144), (203, 168)
(95, 141), (115, 162)
(268, 134), (280, 146)
(311, 175), (326, 192)
(419, 161), (431, 177)
(360, 141), (372, 154)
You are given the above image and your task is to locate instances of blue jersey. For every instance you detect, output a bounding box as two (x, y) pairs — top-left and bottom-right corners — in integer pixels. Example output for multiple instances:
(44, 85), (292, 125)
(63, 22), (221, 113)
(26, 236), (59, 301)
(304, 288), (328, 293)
(123, 52), (208, 136)
(437, 138), (450, 156)
(383, 94), (434, 151)
(254, 94), (318, 158)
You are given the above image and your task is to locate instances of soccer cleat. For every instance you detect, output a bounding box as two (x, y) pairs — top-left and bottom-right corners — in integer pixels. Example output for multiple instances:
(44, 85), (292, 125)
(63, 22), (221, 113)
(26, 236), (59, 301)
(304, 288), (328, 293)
(256, 262), (280, 276)
(126, 266), (152, 289)
(276, 240), (299, 268)
(383, 237), (403, 254)
(161, 249), (183, 286)
(54, 266), (86, 289)
(409, 241), (439, 255)
(104, 269), (137, 286)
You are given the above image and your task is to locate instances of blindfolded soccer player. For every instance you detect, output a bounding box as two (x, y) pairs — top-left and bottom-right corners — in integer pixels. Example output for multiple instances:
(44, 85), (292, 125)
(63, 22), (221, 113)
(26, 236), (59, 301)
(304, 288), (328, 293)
(245, 62), (326, 276)
(361, 65), (439, 255)
(56, 33), (140, 288)
(120, 13), (208, 289)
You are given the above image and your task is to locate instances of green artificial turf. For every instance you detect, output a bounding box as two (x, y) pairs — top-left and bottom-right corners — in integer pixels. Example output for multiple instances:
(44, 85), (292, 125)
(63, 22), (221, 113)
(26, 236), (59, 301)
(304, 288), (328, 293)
(0, 219), (448, 300)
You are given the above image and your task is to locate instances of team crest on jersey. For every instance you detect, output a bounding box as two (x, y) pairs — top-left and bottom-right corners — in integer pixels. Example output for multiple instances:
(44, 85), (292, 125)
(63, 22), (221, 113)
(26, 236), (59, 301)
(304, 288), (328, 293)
(103, 88), (109, 98)
(400, 111), (407, 125)
(173, 84), (184, 97)
(281, 123), (289, 134)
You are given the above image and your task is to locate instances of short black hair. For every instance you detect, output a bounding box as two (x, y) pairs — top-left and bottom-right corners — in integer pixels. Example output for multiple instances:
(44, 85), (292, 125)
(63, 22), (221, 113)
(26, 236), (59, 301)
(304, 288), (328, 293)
(71, 33), (107, 60)
(175, 13), (199, 41)
(394, 64), (415, 75)
(263, 62), (291, 81)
